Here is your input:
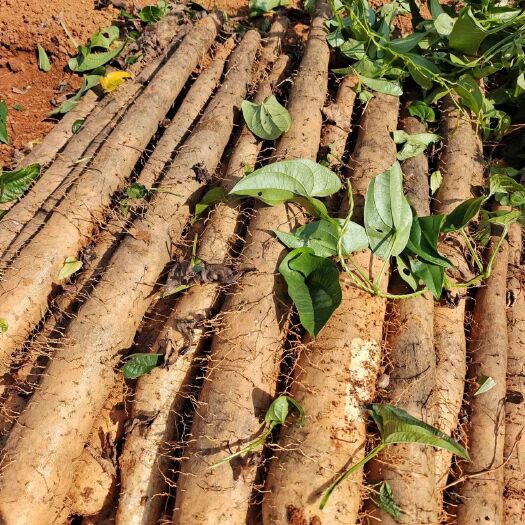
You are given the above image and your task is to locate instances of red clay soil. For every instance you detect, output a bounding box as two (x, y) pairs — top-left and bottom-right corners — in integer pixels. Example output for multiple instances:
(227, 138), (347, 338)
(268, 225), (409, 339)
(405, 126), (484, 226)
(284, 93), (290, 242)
(0, 0), (163, 166)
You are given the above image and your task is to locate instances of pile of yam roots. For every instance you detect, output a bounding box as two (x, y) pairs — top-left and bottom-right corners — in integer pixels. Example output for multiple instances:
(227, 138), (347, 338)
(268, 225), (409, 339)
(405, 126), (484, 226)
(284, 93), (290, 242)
(0, 1), (523, 524)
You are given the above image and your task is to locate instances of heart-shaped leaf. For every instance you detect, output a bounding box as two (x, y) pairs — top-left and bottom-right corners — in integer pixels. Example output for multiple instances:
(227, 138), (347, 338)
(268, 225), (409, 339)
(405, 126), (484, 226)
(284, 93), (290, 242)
(89, 26), (120, 49)
(359, 76), (403, 96)
(122, 353), (162, 379)
(265, 395), (305, 426)
(441, 196), (486, 233)
(410, 259), (444, 299)
(274, 219), (368, 257)
(393, 130), (440, 161)
(230, 159), (341, 206)
(242, 95), (291, 140)
(408, 100), (436, 123)
(69, 42), (125, 73)
(364, 162), (413, 260)
(449, 7), (488, 55)
(279, 248), (342, 336)
(406, 215), (451, 268)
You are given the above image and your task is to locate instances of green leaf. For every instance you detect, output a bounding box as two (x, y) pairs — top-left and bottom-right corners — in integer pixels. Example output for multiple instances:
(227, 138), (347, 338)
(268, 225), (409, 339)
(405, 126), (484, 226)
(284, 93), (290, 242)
(69, 43), (125, 72)
(37, 44), (51, 72)
(430, 170), (442, 195)
(122, 353), (162, 379)
(274, 219), (368, 258)
(489, 174), (525, 205)
(58, 257), (83, 280)
(406, 53), (440, 90)
(249, 0), (288, 16)
(72, 119), (84, 134)
(0, 164), (41, 204)
(12, 104), (24, 112)
(410, 259), (444, 299)
(453, 74), (483, 114)
(0, 319), (8, 333)
(359, 76), (403, 96)
(364, 162), (413, 260)
(406, 215), (451, 268)
(279, 248), (342, 336)
(388, 31), (427, 53)
(51, 74), (101, 115)
(192, 186), (226, 224)
(474, 375), (496, 396)
(449, 7), (488, 55)
(304, 0), (315, 15)
(434, 12), (456, 36)
(265, 395), (305, 426)
(126, 183), (149, 199)
(396, 255), (418, 291)
(368, 403), (469, 459)
(0, 100), (8, 144)
(373, 481), (401, 520)
(429, 0), (445, 20)
(327, 29), (346, 48)
(340, 39), (366, 60)
(89, 26), (120, 49)
(441, 196), (486, 233)
(393, 130), (440, 161)
(230, 159), (341, 206)
(408, 101), (435, 123)
(486, 209), (521, 227)
(139, 0), (169, 23)
(241, 95), (291, 141)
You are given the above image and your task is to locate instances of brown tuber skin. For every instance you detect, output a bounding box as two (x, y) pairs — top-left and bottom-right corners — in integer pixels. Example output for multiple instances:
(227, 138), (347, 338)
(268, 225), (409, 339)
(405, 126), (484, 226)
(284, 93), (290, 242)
(456, 232), (509, 525)
(115, 20), (288, 525)
(67, 379), (127, 517)
(0, 15), (221, 375)
(0, 18), (188, 261)
(365, 113), (439, 525)
(432, 95), (483, 495)
(0, 26), (262, 525)
(504, 221), (525, 523)
(172, 3), (330, 523)
(262, 92), (398, 525)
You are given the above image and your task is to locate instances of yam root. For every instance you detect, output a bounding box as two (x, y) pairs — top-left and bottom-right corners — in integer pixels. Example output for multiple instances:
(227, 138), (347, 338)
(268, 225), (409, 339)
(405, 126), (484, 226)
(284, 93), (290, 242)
(116, 20), (288, 525)
(504, 222), (525, 522)
(0, 28), (259, 525)
(262, 93), (399, 525)
(432, 97), (483, 492)
(365, 114), (438, 525)
(172, 5), (330, 523)
(456, 234), (509, 524)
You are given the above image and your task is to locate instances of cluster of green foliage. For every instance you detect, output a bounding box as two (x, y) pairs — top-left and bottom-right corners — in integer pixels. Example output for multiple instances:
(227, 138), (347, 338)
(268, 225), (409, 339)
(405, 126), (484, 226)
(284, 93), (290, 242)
(228, 158), (525, 336)
(326, 0), (525, 139)
(0, 164), (41, 219)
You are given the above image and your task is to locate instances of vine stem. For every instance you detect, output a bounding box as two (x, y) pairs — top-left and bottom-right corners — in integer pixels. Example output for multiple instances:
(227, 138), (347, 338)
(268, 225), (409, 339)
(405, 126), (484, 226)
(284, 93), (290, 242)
(460, 228), (484, 272)
(210, 425), (274, 469)
(320, 443), (387, 509)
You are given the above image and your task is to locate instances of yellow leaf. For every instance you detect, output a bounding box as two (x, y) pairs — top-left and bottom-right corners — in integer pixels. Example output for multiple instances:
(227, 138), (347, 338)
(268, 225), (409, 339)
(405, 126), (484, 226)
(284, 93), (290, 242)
(100, 71), (133, 93)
